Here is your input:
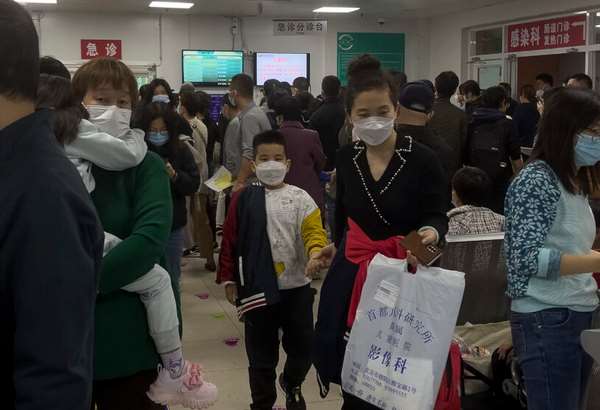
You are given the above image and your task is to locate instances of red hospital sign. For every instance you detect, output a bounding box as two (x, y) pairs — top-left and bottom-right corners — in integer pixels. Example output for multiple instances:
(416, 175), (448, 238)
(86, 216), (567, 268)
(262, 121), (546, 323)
(506, 15), (586, 53)
(80, 39), (122, 60)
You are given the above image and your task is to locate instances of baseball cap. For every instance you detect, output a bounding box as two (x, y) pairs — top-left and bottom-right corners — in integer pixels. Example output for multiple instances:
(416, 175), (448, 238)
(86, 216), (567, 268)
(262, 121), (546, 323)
(398, 81), (434, 113)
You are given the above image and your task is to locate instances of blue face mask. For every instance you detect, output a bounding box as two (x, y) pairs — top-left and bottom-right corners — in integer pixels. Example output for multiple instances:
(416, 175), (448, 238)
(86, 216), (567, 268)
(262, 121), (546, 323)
(575, 132), (600, 168)
(152, 95), (170, 104)
(148, 131), (169, 147)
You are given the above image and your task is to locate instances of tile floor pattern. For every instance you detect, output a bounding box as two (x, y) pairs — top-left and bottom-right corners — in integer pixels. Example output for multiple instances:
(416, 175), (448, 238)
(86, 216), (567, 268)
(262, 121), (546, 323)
(172, 258), (343, 410)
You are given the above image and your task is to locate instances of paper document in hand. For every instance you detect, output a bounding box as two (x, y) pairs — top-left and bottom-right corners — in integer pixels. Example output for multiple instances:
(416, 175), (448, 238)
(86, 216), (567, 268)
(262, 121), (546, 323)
(205, 166), (233, 192)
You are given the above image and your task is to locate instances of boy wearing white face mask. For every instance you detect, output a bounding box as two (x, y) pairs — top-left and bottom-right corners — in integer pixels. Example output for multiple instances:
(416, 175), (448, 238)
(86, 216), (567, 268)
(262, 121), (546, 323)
(218, 130), (328, 410)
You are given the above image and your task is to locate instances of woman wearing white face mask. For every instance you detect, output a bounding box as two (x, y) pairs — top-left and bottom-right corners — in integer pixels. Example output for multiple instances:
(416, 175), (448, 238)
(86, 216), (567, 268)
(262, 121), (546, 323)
(504, 88), (600, 410)
(311, 55), (449, 409)
(72, 58), (206, 410)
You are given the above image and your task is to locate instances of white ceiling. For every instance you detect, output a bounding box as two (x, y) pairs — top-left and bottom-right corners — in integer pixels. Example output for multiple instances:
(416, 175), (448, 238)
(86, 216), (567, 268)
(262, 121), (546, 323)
(22, 0), (518, 18)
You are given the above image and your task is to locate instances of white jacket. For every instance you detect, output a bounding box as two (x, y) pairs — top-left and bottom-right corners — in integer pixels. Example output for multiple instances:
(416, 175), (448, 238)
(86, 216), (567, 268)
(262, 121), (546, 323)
(65, 119), (148, 192)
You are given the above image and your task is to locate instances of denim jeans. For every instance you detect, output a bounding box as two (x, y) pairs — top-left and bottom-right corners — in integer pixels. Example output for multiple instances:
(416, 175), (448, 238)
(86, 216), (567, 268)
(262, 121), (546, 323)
(165, 227), (185, 294)
(511, 308), (594, 410)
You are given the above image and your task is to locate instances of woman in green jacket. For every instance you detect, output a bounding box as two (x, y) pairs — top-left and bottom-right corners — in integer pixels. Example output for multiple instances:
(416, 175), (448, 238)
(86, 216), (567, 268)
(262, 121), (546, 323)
(71, 58), (208, 409)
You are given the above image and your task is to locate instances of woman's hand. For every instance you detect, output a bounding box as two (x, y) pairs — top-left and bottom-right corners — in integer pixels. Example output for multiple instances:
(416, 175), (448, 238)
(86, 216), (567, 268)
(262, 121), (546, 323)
(418, 228), (438, 245)
(305, 253), (323, 279)
(307, 244), (337, 275)
(406, 251), (419, 270)
(165, 162), (177, 179)
(406, 229), (437, 271)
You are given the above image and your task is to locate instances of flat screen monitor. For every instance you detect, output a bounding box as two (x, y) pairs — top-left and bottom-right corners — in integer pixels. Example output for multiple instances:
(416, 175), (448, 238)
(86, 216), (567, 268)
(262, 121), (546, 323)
(254, 52), (310, 87)
(182, 50), (244, 87)
(208, 94), (225, 122)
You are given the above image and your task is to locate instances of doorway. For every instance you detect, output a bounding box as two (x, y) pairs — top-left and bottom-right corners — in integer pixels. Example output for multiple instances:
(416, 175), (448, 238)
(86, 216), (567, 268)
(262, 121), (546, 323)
(516, 52), (585, 93)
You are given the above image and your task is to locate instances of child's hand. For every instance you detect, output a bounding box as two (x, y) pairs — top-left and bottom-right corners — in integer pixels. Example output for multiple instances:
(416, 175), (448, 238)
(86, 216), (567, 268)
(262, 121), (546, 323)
(225, 284), (238, 306)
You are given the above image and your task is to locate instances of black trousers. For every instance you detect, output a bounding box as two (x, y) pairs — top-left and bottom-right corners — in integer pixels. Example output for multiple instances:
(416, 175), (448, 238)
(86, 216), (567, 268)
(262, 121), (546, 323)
(92, 369), (164, 410)
(244, 284), (314, 410)
(341, 391), (380, 410)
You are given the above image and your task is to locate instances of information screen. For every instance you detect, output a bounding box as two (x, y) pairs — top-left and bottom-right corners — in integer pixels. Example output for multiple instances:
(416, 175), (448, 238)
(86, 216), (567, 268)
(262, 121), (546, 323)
(182, 50), (244, 87)
(208, 94), (225, 122)
(255, 52), (310, 86)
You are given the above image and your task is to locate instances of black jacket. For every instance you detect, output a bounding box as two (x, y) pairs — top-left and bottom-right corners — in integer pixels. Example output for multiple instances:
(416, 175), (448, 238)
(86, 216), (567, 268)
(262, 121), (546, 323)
(428, 98), (468, 177)
(148, 140), (200, 231)
(466, 108), (521, 214)
(223, 184), (280, 316)
(506, 98), (519, 117)
(334, 136), (449, 246)
(310, 96), (346, 171)
(512, 102), (540, 147)
(396, 124), (454, 184)
(1, 111), (104, 410)
(316, 136), (449, 393)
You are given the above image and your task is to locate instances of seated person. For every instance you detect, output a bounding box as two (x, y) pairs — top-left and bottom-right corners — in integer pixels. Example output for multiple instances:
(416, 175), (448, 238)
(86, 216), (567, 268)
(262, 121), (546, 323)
(448, 167), (505, 236)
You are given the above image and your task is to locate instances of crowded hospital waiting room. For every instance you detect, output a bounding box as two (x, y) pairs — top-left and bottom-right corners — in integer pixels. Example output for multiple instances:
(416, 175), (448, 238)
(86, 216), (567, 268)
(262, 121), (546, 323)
(9, 0), (600, 409)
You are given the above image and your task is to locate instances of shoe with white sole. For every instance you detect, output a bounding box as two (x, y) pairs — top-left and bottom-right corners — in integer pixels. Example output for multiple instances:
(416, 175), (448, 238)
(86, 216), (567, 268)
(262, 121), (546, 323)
(147, 361), (218, 409)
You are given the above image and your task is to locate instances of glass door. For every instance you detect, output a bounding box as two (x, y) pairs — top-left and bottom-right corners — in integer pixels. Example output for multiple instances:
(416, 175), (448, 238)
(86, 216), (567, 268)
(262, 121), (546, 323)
(470, 59), (504, 89)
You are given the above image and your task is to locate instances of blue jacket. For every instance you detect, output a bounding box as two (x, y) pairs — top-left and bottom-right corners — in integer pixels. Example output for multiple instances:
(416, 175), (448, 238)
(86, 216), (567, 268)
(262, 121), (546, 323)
(0, 110), (104, 409)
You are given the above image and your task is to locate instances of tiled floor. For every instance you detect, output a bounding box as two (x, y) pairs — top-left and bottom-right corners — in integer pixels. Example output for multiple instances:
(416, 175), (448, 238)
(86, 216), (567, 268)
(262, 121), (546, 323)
(173, 258), (343, 410)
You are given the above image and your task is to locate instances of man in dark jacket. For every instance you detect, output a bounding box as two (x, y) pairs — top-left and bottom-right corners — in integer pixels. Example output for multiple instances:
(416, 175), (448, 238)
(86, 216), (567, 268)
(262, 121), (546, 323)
(429, 71), (468, 179)
(466, 86), (523, 214)
(0, 2), (104, 409)
(309, 75), (346, 171)
(396, 82), (455, 187)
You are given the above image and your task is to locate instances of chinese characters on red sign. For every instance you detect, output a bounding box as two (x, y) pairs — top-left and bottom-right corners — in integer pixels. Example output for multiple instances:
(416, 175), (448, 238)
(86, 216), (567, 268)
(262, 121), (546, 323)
(80, 39), (122, 60)
(506, 15), (586, 53)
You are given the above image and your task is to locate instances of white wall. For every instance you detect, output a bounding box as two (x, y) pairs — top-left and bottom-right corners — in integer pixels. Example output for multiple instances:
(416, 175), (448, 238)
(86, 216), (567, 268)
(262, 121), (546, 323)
(36, 11), (430, 92)
(428, 0), (600, 81)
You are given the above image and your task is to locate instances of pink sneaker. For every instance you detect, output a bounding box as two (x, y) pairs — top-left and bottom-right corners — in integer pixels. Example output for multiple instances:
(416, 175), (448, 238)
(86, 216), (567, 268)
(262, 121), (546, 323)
(147, 361), (218, 409)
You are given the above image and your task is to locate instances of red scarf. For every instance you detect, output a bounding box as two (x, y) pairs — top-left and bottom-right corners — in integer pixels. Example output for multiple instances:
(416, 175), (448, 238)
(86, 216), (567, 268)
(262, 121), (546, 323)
(344, 218), (412, 328)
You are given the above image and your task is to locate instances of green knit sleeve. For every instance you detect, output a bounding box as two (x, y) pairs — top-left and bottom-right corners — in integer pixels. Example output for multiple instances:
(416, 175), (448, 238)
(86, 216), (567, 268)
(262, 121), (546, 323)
(98, 153), (173, 294)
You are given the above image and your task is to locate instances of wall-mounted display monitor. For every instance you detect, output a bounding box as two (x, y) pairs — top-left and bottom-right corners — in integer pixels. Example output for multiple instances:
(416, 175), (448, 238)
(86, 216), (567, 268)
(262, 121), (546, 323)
(254, 52), (310, 87)
(208, 94), (225, 122)
(182, 50), (244, 87)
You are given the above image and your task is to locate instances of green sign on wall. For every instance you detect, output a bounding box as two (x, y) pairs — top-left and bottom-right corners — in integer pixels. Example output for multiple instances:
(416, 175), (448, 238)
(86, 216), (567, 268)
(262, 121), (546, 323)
(337, 32), (406, 85)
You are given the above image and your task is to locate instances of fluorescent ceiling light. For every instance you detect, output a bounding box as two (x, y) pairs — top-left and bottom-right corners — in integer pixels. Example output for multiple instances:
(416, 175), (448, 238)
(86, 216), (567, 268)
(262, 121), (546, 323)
(575, 10), (588, 14)
(15, 0), (57, 3)
(313, 6), (359, 13)
(149, 1), (194, 9)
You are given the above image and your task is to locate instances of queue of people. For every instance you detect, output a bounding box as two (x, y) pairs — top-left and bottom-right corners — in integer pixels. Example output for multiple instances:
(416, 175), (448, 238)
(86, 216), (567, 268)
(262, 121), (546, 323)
(3, 1), (600, 410)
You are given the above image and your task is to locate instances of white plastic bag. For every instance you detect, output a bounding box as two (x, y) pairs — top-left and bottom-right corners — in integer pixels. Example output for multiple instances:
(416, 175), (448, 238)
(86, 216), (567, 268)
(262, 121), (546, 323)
(342, 254), (465, 410)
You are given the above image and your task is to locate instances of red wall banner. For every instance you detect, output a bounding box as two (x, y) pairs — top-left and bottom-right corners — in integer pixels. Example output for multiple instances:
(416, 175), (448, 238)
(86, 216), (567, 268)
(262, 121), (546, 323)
(506, 15), (586, 53)
(80, 39), (122, 60)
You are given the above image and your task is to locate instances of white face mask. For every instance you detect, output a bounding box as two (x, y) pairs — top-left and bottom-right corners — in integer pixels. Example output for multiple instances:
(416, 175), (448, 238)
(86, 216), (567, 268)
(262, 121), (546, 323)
(86, 105), (132, 138)
(255, 161), (287, 186)
(353, 116), (395, 146)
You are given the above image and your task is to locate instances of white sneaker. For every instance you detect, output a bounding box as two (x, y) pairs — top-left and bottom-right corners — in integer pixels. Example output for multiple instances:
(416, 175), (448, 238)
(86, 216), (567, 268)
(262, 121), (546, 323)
(147, 361), (218, 409)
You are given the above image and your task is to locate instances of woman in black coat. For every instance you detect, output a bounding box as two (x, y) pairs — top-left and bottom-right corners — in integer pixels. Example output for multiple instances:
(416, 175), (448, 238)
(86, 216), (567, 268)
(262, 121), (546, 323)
(140, 102), (200, 290)
(513, 84), (540, 148)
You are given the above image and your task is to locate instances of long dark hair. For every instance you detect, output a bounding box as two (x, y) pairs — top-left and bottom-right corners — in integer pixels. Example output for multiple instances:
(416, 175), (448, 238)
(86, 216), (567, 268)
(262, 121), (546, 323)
(139, 102), (182, 158)
(345, 54), (397, 114)
(145, 78), (175, 107)
(531, 87), (600, 194)
(36, 73), (85, 145)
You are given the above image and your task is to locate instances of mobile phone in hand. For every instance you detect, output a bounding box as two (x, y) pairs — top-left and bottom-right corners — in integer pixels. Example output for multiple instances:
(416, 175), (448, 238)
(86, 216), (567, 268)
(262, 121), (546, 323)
(399, 231), (443, 266)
